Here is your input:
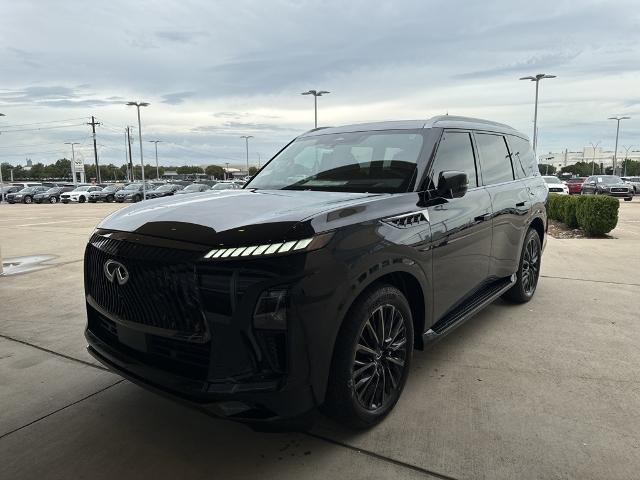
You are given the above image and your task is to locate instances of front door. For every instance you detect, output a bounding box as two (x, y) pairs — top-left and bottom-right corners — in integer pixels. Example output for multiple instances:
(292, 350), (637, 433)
(425, 130), (493, 322)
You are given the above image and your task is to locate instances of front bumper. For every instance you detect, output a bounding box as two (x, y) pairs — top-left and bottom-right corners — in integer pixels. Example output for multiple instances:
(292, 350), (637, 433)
(82, 232), (346, 422)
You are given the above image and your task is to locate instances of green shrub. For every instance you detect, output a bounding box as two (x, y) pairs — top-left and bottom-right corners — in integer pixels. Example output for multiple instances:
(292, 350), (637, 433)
(575, 195), (619, 236)
(561, 195), (579, 228)
(547, 194), (562, 221)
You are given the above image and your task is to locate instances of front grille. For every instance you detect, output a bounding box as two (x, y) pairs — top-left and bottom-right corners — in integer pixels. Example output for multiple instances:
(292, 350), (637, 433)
(85, 233), (208, 340)
(611, 188), (628, 193)
(88, 311), (211, 380)
(548, 187), (563, 192)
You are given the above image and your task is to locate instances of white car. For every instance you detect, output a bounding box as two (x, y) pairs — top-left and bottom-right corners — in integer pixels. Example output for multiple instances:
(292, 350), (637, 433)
(542, 176), (569, 195)
(60, 185), (103, 203)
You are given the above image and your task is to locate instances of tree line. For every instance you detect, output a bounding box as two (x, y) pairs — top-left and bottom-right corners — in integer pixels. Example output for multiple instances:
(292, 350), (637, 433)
(539, 160), (640, 177)
(0, 159), (255, 181)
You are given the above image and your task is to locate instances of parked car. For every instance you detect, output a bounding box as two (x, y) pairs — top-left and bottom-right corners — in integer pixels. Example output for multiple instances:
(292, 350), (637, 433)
(1, 185), (22, 196)
(6, 186), (49, 204)
(146, 183), (183, 198)
(542, 176), (569, 194)
(565, 177), (586, 194)
(114, 183), (150, 202)
(84, 116), (547, 428)
(60, 185), (103, 203)
(620, 176), (640, 194)
(581, 175), (634, 201)
(11, 182), (42, 189)
(211, 182), (241, 191)
(88, 184), (124, 203)
(175, 183), (210, 195)
(33, 186), (74, 204)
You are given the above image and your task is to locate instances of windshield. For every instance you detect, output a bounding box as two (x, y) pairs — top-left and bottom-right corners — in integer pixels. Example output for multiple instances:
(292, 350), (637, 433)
(102, 185), (118, 192)
(73, 186), (90, 192)
(543, 176), (562, 184)
(597, 176), (622, 184)
(19, 187), (35, 193)
(123, 184), (141, 190)
(156, 185), (174, 191)
(212, 183), (235, 190)
(247, 130), (424, 193)
(183, 184), (203, 191)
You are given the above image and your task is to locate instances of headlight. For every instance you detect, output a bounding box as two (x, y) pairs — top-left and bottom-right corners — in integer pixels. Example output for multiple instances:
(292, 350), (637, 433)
(203, 232), (334, 260)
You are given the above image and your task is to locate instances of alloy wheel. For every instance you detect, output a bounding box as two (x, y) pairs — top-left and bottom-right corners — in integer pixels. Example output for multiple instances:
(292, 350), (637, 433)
(351, 304), (407, 411)
(521, 236), (540, 295)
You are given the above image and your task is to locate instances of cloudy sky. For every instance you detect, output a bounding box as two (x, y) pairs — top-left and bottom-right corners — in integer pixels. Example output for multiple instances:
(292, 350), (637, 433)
(1, 0), (639, 168)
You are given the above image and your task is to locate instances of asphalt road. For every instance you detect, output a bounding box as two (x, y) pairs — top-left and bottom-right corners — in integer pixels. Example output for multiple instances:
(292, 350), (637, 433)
(1, 200), (639, 480)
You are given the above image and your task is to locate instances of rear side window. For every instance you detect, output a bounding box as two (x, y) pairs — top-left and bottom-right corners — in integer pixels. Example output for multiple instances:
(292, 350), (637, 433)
(428, 131), (478, 189)
(507, 135), (536, 179)
(475, 133), (514, 185)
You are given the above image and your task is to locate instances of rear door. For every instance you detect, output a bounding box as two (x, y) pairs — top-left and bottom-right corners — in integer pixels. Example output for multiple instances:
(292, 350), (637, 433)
(475, 132), (530, 279)
(427, 130), (493, 321)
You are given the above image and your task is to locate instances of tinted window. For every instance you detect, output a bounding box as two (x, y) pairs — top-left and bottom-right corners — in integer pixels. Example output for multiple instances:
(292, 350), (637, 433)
(428, 131), (477, 189)
(248, 130), (424, 193)
(506, 135), (536, 179)
(476, 133), (514, 185)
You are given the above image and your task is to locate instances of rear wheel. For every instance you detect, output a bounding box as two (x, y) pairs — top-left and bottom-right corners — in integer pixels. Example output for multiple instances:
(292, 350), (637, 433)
(503, 228), (541, 303)
(324, 285), (413, 429)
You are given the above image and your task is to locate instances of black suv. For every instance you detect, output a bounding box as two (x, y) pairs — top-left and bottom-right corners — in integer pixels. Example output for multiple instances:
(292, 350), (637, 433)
(88, 184), (124, 203)
(581, 175), (633, 201)
(84, 116), (547, 428)
(6, 186), (49, 203)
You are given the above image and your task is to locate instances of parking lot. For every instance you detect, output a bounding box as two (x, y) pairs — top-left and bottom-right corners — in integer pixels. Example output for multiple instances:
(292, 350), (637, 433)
(1, 201), (639, 480)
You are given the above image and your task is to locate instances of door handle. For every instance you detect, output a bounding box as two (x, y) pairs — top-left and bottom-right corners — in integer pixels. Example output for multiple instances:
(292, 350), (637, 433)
(474, 213), (491, 222)
(516, 201), (525, 207)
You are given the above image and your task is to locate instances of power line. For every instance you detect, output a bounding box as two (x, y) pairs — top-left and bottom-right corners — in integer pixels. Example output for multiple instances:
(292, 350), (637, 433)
(0, 123), (86, 133)
(0, 117), (88, 128)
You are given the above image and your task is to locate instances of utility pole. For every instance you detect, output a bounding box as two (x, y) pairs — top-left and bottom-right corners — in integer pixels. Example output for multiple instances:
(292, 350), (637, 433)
(622, 145), (633, 177)
(608, 116), (630, 175)
(0, 113), (5, 203)
(127, 127), (134, 181)
(87, 116), (102, 183)
(590, 141), (601, 175)
(148, 140), (161, 179)
(240, 136), (253, 174)
(126, 101), (150, 199)
(225, 162), (230, 180)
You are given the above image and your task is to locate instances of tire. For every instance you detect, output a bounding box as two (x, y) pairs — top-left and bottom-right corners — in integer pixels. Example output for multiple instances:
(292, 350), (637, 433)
(24, 196), (32, 204)
(49, 196), (57, 204)
(106, 195), (114, 203)
(624, 197), (632, 202)
(78, 196), (86, 203)
(324, 284), (413, 429)
(133, 194), (142, 202)
(503, 228), (542, 303)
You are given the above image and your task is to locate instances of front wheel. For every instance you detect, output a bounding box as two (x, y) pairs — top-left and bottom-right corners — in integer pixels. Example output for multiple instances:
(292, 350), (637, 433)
(106, 194), (114, 202)
(78, 196), (86, 203)
(24, 196), (32, 204)
(624, 197), (632, 202)
(49, 196), (57, 204)
(324, 285), (413, 429)
(503, 228), (542, 303)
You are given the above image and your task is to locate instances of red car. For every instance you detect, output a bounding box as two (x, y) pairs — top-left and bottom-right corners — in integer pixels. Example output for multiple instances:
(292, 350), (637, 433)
(565, 177), (586, 194)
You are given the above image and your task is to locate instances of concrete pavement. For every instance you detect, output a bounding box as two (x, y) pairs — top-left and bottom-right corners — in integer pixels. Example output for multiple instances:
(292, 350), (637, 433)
(1, 201), (639, 479)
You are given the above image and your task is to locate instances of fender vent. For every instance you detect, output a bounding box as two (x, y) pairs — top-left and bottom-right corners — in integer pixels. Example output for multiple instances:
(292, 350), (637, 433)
(383, 211), (429, 228)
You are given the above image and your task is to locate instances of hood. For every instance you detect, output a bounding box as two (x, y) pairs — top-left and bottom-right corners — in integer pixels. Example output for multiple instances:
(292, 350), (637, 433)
(98, 189), (384, 246)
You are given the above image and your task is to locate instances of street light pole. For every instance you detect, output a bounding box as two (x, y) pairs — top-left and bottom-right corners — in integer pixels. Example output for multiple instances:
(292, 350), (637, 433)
(519, 74), (556, 153)
(608, 116), (631, 175)
(64, 142), (80, 186)
(301, 89), (330, 128)
(590, 141), (601, 175)
(225, 162), (230, 180)
(240, 135), (253, 175)
(0, 113), (5, 203)
(148, 140), (161, 179)
(126, 101), (150, 200)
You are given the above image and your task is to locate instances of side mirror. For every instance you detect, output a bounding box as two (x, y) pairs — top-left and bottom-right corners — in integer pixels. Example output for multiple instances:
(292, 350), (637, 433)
(437, 170), (468, 199)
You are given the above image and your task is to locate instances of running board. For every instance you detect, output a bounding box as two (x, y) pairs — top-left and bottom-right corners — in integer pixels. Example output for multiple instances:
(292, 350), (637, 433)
(422, 274), (516, 343)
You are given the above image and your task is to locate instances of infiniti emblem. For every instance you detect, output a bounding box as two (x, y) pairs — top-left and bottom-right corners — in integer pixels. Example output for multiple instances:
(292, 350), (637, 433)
(104, 259), (129, 285)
